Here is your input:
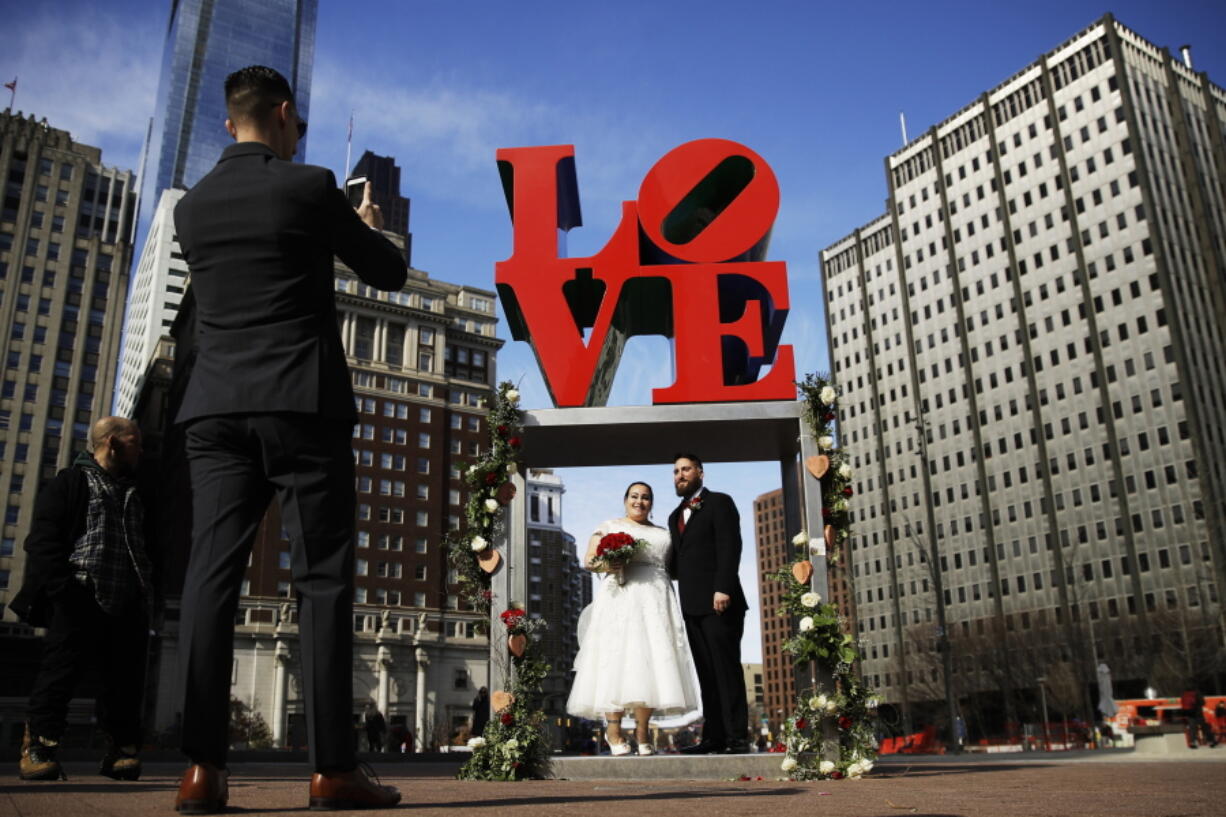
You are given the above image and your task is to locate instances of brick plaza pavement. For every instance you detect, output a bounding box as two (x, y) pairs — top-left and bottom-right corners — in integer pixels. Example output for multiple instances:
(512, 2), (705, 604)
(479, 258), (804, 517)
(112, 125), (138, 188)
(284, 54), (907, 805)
(2, 751), (1224, 817)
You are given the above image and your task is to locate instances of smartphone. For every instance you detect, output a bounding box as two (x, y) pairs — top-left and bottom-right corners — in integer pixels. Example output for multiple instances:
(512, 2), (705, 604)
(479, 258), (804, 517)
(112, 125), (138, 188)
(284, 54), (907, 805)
(346, 176), (368, 209)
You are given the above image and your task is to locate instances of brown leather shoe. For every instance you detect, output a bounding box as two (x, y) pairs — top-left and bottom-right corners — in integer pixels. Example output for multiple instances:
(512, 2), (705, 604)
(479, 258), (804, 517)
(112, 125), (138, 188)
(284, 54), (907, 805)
(309, 766), (400, 810)
(175, 763), (228, 814)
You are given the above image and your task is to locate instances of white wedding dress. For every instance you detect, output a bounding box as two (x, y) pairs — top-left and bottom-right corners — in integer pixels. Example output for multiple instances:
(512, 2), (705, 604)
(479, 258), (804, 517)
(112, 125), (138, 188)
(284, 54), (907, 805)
(566, 519), (702, 726)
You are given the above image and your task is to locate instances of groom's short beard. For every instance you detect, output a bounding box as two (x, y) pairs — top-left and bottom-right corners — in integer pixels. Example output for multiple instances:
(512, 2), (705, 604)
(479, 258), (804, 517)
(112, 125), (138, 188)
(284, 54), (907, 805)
(675, 478), (702, 498)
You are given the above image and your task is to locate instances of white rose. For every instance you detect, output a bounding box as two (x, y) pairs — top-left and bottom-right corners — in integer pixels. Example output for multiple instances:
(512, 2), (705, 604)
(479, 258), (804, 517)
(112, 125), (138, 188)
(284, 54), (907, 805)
(507, 462), (518, 475)
(470, 535), (488, 552)
(780, 757), (797, 773)
(503, 738), (519, 750)
(505, 389), (520, 404)
(812, 694), (828, 709)
(792, 531), (809, 546)
(817, 435), (834, 450)
(819, 386), (837, 405)
(838, 463), (853, 479)
(467, 465), (478, 475)
(847, 764), (863, 779)
(860, 759), (873, 773)
(819, 760), (836, 775)
(799, 616), (815, 632)
(825, 699), (839, 714)
(801, 592), (821, 608)
(484, 498), (499, 513)
(467, 736), (486, 748)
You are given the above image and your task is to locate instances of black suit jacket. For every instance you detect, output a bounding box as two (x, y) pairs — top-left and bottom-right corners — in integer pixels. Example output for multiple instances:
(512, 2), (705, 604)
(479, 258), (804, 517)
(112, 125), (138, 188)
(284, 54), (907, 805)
(668, 489), (748, 617)
(173, 142), (407, 425)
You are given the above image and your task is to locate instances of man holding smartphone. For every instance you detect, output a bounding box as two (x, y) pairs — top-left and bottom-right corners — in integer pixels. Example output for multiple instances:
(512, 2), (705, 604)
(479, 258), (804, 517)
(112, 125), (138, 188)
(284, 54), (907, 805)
(171, 65), (407, 813)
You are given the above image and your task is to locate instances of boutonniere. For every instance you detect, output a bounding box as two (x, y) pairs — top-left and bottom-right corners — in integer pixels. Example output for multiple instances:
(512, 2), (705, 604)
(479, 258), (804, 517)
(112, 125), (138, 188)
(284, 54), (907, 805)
(687, 496), (704, 512)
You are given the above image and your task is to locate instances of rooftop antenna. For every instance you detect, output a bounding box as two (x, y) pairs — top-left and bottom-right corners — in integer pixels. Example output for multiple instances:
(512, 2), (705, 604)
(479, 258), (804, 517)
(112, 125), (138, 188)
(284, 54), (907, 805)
(900, 111), (908, 146)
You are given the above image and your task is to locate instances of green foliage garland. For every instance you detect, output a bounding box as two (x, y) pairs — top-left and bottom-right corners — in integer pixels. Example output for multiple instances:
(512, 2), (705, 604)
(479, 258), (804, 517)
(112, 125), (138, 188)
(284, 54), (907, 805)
(445, 381), (524, 632)
(772, 372), (880, 780)
(457, 609), (552, 780)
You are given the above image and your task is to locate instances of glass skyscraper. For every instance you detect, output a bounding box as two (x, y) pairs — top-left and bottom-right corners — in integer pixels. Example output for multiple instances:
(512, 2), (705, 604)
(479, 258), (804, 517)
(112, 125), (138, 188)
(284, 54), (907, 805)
(118, 0), (317, 412)
(137, 0), (317, 229)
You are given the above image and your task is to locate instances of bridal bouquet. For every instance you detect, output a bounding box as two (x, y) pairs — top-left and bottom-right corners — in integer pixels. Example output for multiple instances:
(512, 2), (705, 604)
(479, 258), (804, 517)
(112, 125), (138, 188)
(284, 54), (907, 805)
(591, 532), (646, 585)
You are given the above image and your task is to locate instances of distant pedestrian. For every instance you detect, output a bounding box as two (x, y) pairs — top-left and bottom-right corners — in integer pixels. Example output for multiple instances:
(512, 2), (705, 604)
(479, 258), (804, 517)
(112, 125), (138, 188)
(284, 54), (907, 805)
(11, 418), (153, 782)
(363, 703), (387, 752)
(471, 687), (490, 736)
(1182, 688), (1217, 748)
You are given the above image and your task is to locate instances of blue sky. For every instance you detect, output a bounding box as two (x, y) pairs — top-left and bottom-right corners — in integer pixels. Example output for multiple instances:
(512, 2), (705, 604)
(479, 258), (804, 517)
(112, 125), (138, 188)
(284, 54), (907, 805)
(4, 0), (1224, 661)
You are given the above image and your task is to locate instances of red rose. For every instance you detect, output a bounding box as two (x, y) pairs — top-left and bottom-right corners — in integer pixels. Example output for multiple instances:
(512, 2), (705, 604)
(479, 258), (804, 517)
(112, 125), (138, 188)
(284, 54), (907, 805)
(822, 508), (832, 519)
(481, 590), (493, 601)
(508, 436), (522, 448)
(838, 716), (852, 730)
(500, 608), (526, 625)
(843, 487), (853, 497)
(823, 412), (836, 422)
(795, 717), (808, 731)
(831, 770), (844, 779)
(485, 472), (499, 485)
(501, 712), (514, 725)
(497, 424), (509, 436)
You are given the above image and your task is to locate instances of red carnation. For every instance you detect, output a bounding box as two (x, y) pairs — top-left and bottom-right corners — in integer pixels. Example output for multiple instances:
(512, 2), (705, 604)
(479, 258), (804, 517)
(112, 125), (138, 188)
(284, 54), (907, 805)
(838, 716), (853, 730)
(497, 424), (509, 436)
(795, 717), (808, 731)
(843, 486), (853, 497)
(500, 712), (514, 725)
(823, 412), (836, 422)
(831, 770), (844, 779)
(485, 472), (499, 485)
(508, 436), (522, 448)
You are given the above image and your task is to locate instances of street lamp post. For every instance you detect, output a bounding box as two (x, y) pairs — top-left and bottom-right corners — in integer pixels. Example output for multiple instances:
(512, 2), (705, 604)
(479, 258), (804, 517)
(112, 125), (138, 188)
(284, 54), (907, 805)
(1037, 675), (1050, 752)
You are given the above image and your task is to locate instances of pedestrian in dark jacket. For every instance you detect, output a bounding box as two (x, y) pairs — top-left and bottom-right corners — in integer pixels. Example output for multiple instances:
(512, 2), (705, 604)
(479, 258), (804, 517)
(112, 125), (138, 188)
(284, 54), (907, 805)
(10, 417), (152, 781)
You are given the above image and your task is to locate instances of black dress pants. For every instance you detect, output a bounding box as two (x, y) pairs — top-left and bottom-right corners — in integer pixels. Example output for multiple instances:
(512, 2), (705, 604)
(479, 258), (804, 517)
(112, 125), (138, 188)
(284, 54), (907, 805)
(683, 609), (748, 747)
(27, 581), (148, 746)
(180, 414), (356, 771)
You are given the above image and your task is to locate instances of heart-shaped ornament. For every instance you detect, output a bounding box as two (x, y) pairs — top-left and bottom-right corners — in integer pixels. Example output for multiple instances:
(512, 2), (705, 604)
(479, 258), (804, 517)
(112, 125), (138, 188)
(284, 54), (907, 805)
(496, 481), (517, 506)
(491, 691), (514, 712)
(792, 560), (814, 584)
(805, 455), (830, 480)
(508, 634), (527, 657)
(824, 525), (837, 549)
(478, 548), (501, 574)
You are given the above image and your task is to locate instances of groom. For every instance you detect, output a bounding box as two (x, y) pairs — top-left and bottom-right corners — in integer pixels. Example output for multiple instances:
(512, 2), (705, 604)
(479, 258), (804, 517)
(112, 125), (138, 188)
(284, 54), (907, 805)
(668, 453), (750, 754)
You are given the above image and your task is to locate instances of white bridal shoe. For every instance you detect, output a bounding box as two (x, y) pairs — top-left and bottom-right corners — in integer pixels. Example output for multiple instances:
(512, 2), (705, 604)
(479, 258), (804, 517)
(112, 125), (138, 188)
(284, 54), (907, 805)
(609, 740), (632, 756)
(637, 743), (656, 756)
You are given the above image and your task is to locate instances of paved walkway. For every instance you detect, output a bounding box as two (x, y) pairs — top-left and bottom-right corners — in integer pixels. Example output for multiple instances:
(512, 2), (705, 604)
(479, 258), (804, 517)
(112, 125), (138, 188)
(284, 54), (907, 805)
(2, 751), (1224, 817)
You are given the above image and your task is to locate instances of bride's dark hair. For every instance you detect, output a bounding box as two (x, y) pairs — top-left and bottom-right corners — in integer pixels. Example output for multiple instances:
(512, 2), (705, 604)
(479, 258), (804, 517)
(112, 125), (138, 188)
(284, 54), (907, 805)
(623, 481), (654, 500)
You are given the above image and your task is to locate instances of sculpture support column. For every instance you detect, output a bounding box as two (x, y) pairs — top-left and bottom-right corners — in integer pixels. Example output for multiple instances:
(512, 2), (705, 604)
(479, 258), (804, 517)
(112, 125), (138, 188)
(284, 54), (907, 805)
(414, 647), (429, 752)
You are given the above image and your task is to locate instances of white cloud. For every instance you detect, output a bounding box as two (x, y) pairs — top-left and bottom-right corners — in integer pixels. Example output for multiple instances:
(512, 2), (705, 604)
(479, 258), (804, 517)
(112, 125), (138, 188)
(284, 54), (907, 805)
(2, 8), (163, 171)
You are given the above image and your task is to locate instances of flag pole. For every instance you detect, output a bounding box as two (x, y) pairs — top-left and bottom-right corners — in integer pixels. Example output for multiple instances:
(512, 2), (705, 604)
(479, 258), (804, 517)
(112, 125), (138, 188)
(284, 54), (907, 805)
(344, 110), (354, 180)
(4, 77), (16, 111)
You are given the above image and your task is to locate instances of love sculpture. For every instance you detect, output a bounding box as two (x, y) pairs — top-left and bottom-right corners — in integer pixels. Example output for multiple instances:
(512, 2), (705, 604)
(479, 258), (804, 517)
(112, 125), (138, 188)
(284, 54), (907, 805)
(495, 139), (795, 407)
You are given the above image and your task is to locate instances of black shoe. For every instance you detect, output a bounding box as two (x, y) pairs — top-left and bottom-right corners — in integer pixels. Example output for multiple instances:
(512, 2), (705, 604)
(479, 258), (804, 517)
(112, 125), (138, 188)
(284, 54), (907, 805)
(680, 740), (725, 755)
(723, 741), (751, 755)
(100, 743), (142, 780)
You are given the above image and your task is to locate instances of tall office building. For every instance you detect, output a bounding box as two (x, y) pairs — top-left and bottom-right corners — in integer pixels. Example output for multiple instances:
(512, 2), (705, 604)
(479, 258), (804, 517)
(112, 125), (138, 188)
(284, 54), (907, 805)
(523, 468), (590, 746)
(114, 189), (187, 417)
(821, 14), (1225, 725)
(0, 110), (136, 741)
(753, 488), (795, 735)
(349, 151), (412, 265)
(138, 0), (316, 223)
(118, 0), (318, 412)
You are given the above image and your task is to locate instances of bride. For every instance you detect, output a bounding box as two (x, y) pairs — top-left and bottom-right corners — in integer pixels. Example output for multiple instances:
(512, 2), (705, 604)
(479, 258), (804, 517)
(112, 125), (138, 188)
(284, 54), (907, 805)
(566, 481), (701, 755)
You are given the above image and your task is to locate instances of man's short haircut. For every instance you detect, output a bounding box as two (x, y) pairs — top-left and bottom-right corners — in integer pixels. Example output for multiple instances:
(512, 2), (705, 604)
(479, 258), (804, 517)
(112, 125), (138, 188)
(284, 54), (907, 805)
(224, 65), (295, 125)
(672, 452), (704, 470)
(89, 417), (137, 453)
